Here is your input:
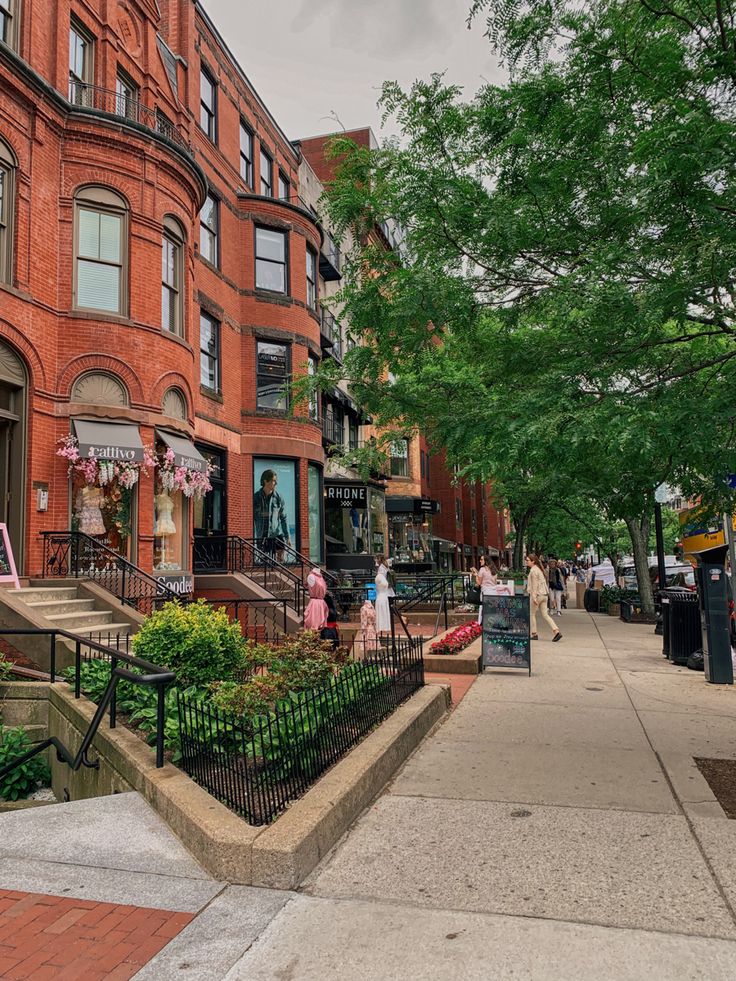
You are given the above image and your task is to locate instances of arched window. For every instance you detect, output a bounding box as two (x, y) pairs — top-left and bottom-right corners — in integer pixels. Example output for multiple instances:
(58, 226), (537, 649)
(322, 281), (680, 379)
(73, 186), (128, 315)
(162, 215), (185, 337)
(71, 371), (129, 407)
(161, 386), (187, 420)
(0, 137), (17, 285)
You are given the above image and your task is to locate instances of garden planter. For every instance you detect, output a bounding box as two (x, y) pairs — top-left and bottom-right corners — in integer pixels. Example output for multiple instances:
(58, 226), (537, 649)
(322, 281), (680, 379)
(608, 603), (621, 617)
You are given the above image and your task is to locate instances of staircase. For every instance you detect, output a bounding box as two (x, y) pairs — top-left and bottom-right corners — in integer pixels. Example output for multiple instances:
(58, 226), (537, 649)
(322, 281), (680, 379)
(12, 584), (133, 649)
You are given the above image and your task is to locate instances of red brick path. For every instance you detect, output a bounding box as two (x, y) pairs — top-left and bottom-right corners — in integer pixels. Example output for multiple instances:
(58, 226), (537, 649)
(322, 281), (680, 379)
(0, 890), (193, 980)
(424, 672), (477, 705)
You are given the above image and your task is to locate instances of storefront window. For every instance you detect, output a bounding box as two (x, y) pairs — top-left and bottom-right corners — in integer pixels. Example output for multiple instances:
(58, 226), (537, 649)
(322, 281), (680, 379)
(324, 482), (386, 559)
(71, 471), (135, 560)
(368, 488), (386, 555)
(389, 515), (433, 564)
(153, 438), (187, 572)
(307, 464), (323, 564)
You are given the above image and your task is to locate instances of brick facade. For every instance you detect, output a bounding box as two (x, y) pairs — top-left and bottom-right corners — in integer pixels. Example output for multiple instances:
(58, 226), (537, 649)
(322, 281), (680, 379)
(0, 0), (326, 578)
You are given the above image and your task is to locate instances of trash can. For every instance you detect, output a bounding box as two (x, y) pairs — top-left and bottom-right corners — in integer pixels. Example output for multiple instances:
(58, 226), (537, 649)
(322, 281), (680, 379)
(661, 587), (700, 665)
(584, 588), (600, 613)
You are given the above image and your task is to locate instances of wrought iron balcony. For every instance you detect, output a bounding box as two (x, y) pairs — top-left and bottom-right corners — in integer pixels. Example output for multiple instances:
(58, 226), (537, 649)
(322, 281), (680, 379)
(67, 79), (191, 155)
(320, 310), (343, 362)
(320, 229), (342, 281)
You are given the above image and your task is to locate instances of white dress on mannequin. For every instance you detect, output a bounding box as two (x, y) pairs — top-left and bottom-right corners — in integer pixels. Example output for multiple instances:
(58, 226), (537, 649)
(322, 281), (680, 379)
(375, 571), (391, 633)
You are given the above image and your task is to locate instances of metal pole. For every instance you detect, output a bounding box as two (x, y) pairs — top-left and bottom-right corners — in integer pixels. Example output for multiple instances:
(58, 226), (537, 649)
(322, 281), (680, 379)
(654, 502), (667, 592)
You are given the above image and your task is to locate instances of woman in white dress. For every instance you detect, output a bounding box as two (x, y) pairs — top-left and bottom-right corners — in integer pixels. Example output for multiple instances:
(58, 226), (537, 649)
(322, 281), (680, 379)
(374, 555), (391, 634)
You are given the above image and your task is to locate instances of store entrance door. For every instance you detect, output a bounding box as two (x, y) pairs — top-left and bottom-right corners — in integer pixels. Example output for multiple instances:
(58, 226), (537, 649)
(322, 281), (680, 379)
(193, 445), (227, 572)
(0, 344), (27, 573)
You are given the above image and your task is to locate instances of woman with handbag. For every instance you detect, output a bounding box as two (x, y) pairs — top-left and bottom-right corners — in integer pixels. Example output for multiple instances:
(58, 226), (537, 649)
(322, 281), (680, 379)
(474, 555), (501, 625)
(526, 554), (562, 642)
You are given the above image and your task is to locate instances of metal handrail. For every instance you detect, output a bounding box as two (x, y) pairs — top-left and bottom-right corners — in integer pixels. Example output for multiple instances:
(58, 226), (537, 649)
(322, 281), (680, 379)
(0, 627), (175, 770)
(67, 79), (191, 153)
(40, 531), (178, 615)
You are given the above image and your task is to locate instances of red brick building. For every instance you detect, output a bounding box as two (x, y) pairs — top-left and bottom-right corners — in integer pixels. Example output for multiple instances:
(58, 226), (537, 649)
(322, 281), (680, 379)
(0, 0), (329, 585)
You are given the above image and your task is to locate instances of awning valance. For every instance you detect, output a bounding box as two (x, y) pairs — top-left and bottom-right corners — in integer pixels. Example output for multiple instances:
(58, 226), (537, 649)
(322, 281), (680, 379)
(73, 419), (144, 463)
(155, 430), (208, 473)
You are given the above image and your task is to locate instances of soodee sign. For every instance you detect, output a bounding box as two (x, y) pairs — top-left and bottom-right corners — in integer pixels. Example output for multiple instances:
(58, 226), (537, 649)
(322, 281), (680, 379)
(325, 484), (367, 509)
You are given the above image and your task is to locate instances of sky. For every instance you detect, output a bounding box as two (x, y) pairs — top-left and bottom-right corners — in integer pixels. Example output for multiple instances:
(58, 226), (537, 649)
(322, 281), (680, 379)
(200, 0), (507, 144)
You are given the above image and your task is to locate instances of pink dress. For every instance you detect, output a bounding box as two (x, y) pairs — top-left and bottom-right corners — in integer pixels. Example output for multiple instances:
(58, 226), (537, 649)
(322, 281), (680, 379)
(359, 600), (379, 655)
(303, 570), (329, 631)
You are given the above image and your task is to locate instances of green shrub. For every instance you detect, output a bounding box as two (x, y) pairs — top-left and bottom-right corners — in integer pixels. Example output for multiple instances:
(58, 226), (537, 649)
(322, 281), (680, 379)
(132, 600), (246, 686)
(0, 726), (50, 800)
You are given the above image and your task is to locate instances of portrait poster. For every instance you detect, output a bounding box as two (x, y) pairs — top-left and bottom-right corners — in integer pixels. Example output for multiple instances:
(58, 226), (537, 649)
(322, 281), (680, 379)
(252, 458), (297, 553)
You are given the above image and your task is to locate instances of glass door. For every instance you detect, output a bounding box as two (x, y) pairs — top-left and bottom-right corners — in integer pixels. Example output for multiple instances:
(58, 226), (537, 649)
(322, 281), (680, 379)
(193, 445), (227, 571)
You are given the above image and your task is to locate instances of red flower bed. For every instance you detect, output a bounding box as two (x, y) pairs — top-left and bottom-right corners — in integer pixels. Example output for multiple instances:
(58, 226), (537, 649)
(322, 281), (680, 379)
(429, 620), (482, 655)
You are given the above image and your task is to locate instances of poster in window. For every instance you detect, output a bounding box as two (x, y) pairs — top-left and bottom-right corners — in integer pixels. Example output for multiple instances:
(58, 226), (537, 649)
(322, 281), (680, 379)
(253, 458), (297, 557)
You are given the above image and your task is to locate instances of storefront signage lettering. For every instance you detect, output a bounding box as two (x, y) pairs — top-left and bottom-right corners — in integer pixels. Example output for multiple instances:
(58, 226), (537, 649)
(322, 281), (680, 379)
(175, 454), (206, 473)
(325, 484), (367, 509)
(156, 574), (194, 595)
(83, 444), (139, 462)
(0, 523), (20, 588)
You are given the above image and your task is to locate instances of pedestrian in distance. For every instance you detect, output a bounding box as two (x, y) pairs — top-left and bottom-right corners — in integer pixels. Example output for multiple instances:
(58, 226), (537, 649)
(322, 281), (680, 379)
(548, 558), (565, 617)
(526, 554), (562, 642)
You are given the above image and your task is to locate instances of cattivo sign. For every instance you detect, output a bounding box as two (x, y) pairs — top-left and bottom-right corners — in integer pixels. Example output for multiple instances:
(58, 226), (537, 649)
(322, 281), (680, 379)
(173, 454), (205, 473)
(80, 444), (142, 462)
(325, 484), (367, 509)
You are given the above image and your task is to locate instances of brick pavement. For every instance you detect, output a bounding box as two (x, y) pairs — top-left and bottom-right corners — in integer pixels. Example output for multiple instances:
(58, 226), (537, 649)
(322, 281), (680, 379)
(0, 889), (194, 980)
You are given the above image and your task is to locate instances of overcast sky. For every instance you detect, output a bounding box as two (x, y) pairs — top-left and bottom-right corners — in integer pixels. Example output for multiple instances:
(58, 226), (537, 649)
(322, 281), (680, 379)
(200, 0), (506, 143)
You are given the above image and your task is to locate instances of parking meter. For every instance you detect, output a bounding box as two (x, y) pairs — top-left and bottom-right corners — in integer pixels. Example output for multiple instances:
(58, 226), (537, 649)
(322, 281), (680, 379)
(694, 544), (733, 685)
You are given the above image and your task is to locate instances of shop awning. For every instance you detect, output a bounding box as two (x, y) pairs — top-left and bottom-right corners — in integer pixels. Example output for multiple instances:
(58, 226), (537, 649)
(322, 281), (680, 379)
(73, 419), (145, 463)
(432, 537), (458, 553)
(156, 430), (208, 473)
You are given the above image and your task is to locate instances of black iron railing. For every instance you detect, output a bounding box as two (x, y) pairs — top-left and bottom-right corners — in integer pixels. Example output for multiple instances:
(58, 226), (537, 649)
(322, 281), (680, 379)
(177, 638), (423, 825)
(41, 531), (178, 617)
(198, 597), (289, 644)
(67, 79), (191, 154)
(0, 628), (174, 773)
(320, 310), (343, 361)
(193, 535), (307, 615)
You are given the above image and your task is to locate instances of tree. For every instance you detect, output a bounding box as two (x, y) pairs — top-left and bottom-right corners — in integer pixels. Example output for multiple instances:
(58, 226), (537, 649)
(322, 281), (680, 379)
(316, 0), (736, 613)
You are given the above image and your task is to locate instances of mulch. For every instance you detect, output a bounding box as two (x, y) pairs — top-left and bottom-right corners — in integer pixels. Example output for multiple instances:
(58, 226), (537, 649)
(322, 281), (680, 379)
(695, 758), (736, 818)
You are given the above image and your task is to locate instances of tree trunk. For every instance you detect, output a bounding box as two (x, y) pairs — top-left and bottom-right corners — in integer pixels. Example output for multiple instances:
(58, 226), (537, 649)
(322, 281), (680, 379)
(512, 510), (528, 571)
(624, 514), (654, 615)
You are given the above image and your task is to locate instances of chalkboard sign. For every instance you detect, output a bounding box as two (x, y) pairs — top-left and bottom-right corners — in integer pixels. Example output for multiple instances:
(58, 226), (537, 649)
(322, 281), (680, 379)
(482, 593), (531, 675)
(0, 523), (20, 589)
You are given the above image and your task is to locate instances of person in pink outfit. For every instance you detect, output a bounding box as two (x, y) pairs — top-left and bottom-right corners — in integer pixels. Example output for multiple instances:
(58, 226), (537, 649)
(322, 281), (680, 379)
(303, 567), (329, 631)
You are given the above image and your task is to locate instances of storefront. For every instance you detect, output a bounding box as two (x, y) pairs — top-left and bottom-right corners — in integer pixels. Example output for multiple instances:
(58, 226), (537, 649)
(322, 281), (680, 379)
(193, 444), (227, 572)
(324, 479), (386, 573)
(432, 536), (458, 573)
(61, 419), (209, 594)
(253, 457), (298, 557)
(386, 496), (439, 572)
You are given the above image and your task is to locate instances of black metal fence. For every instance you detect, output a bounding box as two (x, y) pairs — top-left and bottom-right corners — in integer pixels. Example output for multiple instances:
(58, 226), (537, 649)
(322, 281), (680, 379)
(177, 637), (424, 825)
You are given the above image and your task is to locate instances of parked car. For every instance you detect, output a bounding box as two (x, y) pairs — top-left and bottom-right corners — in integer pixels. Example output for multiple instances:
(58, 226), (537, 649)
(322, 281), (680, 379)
(619, 561), (696, 592)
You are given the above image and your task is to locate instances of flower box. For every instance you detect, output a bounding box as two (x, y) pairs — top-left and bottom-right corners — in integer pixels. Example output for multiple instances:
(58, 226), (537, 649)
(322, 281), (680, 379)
(429, 620), (481, 656)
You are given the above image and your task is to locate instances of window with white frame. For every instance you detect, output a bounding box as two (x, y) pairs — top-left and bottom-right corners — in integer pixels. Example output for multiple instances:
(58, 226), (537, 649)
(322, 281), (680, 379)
(200, 311), (220, 391)
(115, 69), (138, 120)
(257, 341), (290, 411)
(69, 18), (94, 104)
(255, 226), (287, 293)
(390, 439), (409, 477)
(278, 170), (290, 201)
(239, 120), (253, 186)
(199, 66), (217, 141)
(306, 246), (317, 308)
(0, 138), (16, 286)
(199, 193), (218, 267)
(259, 148), (273, 197)
(162, 216), (184, 336)
(0, 0), (19, 49)
(74, 186), (127, 315)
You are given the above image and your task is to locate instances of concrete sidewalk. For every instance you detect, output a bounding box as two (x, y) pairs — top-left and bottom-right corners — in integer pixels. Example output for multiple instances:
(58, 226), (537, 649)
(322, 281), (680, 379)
(2, 608), (736, 979)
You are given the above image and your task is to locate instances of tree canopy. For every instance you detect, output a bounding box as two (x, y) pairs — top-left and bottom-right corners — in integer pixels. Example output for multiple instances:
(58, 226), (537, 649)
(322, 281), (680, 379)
(316, 0), (736, 610)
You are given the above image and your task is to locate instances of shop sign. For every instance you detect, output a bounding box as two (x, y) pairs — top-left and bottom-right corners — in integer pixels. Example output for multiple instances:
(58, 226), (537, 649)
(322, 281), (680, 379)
(156, 573), (194, 596)
(0, 523), (20, 588)
(417, 497), (439, 514)
(325, 484), (367, 509)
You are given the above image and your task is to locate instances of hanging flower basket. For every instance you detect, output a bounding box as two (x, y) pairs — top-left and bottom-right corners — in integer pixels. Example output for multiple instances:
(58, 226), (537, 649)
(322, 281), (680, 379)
(157, 447), (213, 500)
(57, 435), (156, 488)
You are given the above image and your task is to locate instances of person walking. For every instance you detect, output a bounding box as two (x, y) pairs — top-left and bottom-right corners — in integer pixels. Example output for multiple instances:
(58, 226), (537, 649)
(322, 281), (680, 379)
(548, 558), (565, 617)
(526, 554), (562, 642)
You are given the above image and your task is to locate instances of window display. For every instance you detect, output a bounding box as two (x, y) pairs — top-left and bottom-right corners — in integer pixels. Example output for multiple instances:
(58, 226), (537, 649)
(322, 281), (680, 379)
(253, 458), (297, 556)
(307, 463), (323, 564)
(153, 436), (211, 572)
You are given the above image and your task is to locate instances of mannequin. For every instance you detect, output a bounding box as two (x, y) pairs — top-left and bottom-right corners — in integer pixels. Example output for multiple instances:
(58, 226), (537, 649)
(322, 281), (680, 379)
(359, 599), (379, 656)
(155, 491), (177, 569)
(77, 486), (105, 536)
(304, 567), (329, 631)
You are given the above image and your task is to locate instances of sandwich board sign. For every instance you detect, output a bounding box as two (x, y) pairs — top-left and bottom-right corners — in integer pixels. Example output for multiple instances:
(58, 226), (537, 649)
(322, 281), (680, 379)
(0, 523), (19, 589)
(481, 593), (531, 675)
